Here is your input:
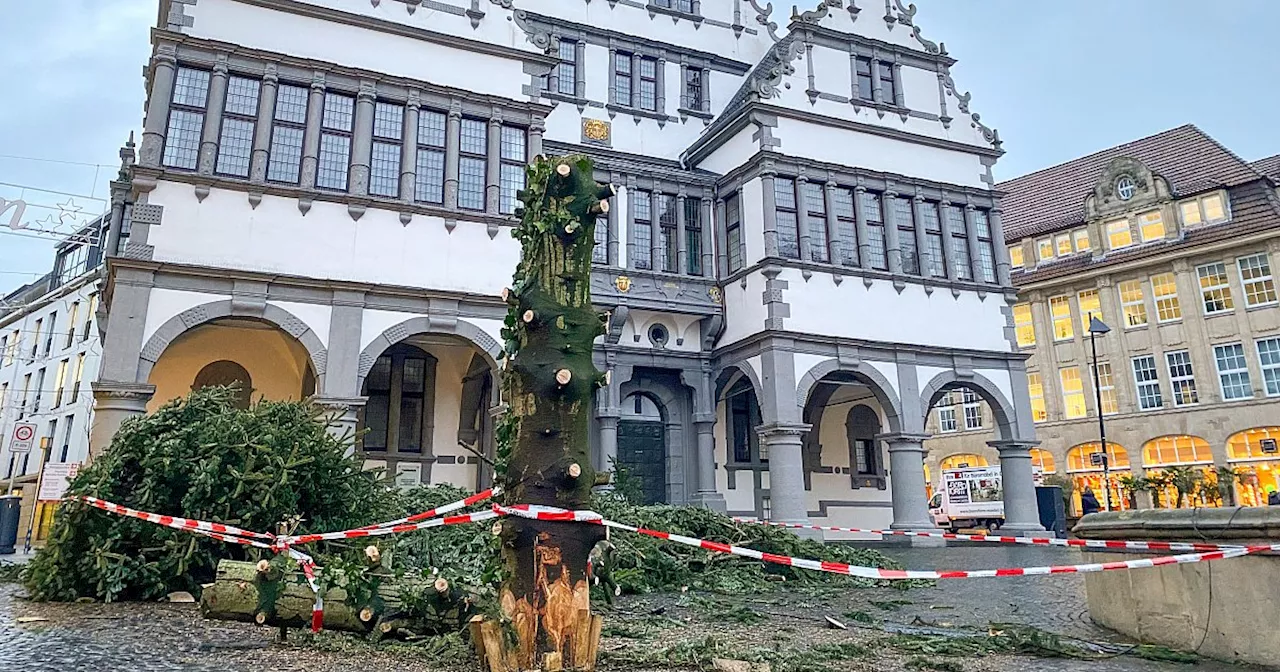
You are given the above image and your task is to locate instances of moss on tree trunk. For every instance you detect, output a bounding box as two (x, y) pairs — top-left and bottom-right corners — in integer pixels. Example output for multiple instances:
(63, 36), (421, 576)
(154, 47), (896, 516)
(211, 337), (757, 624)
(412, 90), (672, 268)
(491, 155), (613, 670)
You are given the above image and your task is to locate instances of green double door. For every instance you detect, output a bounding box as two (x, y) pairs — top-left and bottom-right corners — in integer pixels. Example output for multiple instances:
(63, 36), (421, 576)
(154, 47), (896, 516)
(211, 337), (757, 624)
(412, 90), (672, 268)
(617, 420), (667, 505)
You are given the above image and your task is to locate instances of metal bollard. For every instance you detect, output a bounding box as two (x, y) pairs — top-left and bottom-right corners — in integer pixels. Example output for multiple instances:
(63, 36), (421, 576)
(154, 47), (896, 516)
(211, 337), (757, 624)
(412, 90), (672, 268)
(0, 495), (21, 554)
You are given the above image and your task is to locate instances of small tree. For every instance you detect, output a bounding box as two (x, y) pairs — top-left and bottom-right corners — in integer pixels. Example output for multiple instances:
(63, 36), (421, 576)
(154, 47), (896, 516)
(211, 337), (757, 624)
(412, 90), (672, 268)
(1117, 474), (1148, 510)
(1144, 471), (1174, 508)
(1166, 466), (1202, 508)
(1213, 466), (1244, 506)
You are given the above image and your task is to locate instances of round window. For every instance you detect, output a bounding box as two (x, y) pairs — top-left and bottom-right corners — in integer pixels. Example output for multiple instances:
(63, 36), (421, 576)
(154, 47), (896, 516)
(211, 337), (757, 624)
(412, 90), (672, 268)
(1115, 176), (1136, 201)
(647, 324), (669, 347)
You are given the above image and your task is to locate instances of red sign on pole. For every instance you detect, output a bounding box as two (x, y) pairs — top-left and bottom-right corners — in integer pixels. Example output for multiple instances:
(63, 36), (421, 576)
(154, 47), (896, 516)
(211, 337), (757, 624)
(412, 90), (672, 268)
(10, 423), (36, 454)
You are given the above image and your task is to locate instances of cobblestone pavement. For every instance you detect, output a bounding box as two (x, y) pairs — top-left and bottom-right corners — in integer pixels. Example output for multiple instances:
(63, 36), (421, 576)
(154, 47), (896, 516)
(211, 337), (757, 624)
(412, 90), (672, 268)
(0, 544), (1259, 672)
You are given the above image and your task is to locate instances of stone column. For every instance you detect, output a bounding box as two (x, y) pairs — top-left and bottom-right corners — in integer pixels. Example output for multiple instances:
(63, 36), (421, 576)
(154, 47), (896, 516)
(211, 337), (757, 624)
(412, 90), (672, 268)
(700, 196), (714, 277)
(400, 90), (421, 204)
(625, 178), (638, 269)
(529, 115), (546, 159)
(795, 174), (813, 261)
(989, 207), (1012, 287)
(486, 111), (502, 214)
(249, 64), (279, 184)
(989, 439), (1047, 534)
(688, 362), (726, 511)
(349, 80), (376, 198)
(314, 396), (366, 448)
(882, 189), (904, 275)
(88, 383), (155, 460)
(676, 192), (688, 275)
(444, 101), (462, 209)
(650, 189), (663, 271)
(824, 181), (842, 266)
(853, 185), (872, 269)
(760, 165), (780, 258)
(880, 433), (938, 533)
(596, 362), (628, 484)
(912, 195), (932, 277)
(300, 71), (326, 190)
(759, 423), (810, 524)
(139, 44), (178, 168)
(197, 55), (230, 176)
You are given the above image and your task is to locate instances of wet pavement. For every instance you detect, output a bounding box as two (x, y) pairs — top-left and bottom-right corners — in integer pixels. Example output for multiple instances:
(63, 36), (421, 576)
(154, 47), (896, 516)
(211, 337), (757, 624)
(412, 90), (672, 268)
(0, 545), (1265, 671)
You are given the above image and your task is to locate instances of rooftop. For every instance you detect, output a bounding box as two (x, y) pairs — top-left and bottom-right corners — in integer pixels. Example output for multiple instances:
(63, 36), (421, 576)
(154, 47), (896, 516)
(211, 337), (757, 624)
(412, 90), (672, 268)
(997, 124), (1264, 240)
(1252, 154), (1280, 182)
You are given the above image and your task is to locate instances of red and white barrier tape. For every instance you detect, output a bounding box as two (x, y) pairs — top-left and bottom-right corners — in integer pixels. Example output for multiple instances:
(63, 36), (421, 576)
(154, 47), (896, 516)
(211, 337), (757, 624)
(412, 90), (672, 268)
(733, 518), (1249, 554)
(276, 509), (499, 546)
(356, 487), (501, 531)
(79, 496), (276, 541)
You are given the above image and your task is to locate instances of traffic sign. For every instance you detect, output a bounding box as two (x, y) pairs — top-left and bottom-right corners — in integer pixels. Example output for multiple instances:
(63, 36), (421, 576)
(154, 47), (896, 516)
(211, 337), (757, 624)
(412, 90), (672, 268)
(38, 462), (81, 501)
(9, 423), (36, 454)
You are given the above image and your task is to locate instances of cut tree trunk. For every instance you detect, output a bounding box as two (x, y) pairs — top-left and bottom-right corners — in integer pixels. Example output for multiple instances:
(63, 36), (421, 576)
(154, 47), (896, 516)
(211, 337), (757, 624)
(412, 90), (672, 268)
(200, 559), (469, 638)
(484, 155), (614, 671)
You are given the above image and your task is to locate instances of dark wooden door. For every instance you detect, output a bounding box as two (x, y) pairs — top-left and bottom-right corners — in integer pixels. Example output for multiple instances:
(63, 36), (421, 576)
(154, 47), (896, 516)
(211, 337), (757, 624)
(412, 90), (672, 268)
(617, 420), (667, 504)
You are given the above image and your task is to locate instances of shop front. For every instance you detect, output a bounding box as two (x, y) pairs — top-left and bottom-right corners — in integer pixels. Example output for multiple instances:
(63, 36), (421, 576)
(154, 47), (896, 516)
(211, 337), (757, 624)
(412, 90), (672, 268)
(1227, 427), (1280, 507)
(1141, 435), (1218, 508)
(1065, 442), (1131, 514)
(1030, 448), (1056, 485)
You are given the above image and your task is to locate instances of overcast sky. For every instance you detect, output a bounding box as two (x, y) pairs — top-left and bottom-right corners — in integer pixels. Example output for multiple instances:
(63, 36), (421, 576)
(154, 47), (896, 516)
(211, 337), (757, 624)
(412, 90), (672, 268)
(2, 0), (1278, 295)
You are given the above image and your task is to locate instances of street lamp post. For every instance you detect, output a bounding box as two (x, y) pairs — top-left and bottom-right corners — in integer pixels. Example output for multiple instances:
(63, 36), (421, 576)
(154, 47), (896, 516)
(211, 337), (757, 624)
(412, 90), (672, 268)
(1087, 313), (1113, 511)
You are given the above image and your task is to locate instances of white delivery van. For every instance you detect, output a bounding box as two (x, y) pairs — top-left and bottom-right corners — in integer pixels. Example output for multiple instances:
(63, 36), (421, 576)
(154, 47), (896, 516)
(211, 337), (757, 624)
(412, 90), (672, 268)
(929, 466), (1005, 532)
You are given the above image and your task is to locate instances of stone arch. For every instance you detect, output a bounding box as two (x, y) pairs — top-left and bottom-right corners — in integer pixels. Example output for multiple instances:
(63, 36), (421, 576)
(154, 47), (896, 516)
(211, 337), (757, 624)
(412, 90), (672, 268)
(138, 300), (328, 389)
(919, 371), (1018, 441)
(714, 361), (763, 402)
(619, 370), (691, 505)
(192, 360), (253, 409)
(357, 317), (502, 392)
(794, 358), (903, 434)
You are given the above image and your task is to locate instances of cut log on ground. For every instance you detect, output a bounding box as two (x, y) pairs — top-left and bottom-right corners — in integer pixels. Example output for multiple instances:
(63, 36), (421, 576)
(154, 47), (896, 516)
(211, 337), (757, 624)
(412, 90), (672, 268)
(200, 559), (471, 638)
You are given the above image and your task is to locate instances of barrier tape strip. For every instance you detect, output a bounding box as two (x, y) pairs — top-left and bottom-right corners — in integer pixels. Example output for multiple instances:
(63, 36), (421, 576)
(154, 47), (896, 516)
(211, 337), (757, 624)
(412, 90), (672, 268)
(79, 496), (276, 541)
(355, 487), (501, 531)
(733, 518), (1249, 554)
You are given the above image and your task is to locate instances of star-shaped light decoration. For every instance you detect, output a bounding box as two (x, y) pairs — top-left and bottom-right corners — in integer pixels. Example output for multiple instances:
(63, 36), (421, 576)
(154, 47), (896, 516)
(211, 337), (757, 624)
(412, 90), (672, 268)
(56, 198), (83, 224)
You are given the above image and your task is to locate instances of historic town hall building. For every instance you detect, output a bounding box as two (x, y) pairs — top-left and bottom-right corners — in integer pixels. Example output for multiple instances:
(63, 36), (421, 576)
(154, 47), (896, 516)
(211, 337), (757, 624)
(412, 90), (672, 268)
(86, 0), (1042, 537)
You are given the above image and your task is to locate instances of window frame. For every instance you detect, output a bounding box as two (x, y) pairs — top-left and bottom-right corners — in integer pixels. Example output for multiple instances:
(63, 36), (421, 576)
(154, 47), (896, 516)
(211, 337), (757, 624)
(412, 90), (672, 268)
(683, 67), (707, 113)
(1237, 253), (1278, 307)
(773, 178), (801, 260)
(1118, 279), (1148, 328)
(894, 196), (919, 275)
(921, 201), (946, 278)
(457, 117), (488, 211)
(316, 91), (355, 192)
(633, 188), (654, 271)
(658, 192), (678, 272)
(973, 210), (997, 283)
(1073, 228), (1091, 253)
(414, 108), (448, 205)
(1256, 337), (1280, 397)
(1151, 272), (1182, 322)
(1059, 366), (1086, 419)
(369, 100), (405, 199)
(725, 193), (743, 273)
(1055, 233), (1072, 257)
(214, 74), (262, 178)
(1095, 361), (1118, 415)
(1027, 372), (1047, 422)
(1037, 238), (1054, 261)
(1008, 243), (1024, 269)
(1213, 342), (1254, 401)
(1050, 295), (1074, 342)
(266, 82), (309, 185)
(944, 205), (971, 280)
(1106, 218), (1133, 250)
(544, 38), (579, 97)
(1138, 210), (1165, 242)
(162, 67), (211, 170)
(862, 191), (889, 271)
(1077, 289), (1101, 333)
(498, 125), (528, 215)
(1131, 355), (1163, 410)
(1196, 261), (1235, 314)
(802, 181), (830, 263)
(833, 187), (859, 268)
(684, 197), (703, 276)
(1166, 350), (1199, 407)
(1013, 303), (1035, 348)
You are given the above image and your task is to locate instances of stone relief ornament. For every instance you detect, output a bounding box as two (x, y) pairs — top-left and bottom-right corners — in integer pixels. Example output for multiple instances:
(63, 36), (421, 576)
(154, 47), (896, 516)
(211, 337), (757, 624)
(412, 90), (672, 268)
(708, 286), (723, 304)
(614, 276), (632, 293)
(582, 118), (611, 145)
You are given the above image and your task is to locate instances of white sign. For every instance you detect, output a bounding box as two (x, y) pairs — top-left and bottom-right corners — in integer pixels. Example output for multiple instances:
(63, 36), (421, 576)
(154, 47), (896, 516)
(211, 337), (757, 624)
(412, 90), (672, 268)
(395, 463), (423, 490)
(38, 462), (81, 501)
(9, 423), (37, 454)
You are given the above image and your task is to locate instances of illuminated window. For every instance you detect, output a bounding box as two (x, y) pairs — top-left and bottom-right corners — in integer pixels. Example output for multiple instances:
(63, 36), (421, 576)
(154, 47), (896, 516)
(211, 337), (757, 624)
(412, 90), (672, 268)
(941, 454), (987, 470)
(1066, 443), (1130, 472)
(1060, 366), (1086, 419)
(1051, 296), (1074, 341)
(1038, 238), (1054, 260)
(1118, 280), (1147, 327)
(1142, 435), (1213, 467)
(1077, 289), (1101, 332)
(1201, 194), (1226, 222)
(1073, 228), (1091, 252)
(1027, 372), (1047, 422)
(1013, 303), (1035, 348)
(1009, 244), (1024, 268)
(1132, 355), (1163, 410)
(1151, 272), (1181, 321)
(1196, 262), (1234, 314)
(1226, 427), (1280, 460)
(1106, 219), (1133, 250)
(1237, 253), (1277, 307)
(1138, 210), (1165, 241)
(1030, 448), (1056, 473)
(1095, 361), (1118, 414)
(1056, 233), (1072, 256)
(1214, 342), (1253, 400)
(1180, 200), (1202, 226)
(1166, 350), (1199, 406)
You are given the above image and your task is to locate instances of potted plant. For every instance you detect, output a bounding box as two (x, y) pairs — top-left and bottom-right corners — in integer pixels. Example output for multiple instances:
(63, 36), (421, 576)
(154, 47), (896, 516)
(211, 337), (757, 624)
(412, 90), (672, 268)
(1213, 466), (1245, 506)
(1166, 466), (1202, 508)
(1117, 474), (1148, 510)
(1144, 471), (1174, 508)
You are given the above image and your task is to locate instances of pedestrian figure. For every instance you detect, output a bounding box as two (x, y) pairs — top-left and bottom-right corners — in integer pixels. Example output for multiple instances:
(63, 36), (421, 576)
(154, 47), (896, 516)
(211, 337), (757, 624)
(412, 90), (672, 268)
(1080, 488), (1101, 515)
(1267, 485), (1280, 506)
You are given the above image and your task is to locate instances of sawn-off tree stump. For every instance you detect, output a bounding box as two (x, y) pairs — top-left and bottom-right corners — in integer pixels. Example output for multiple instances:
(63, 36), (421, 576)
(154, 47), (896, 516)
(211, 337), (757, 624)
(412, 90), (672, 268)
(480, 155), (614, 671)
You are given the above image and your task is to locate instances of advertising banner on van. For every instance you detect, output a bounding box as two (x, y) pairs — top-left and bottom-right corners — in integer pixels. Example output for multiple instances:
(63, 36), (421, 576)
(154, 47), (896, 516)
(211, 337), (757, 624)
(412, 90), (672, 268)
(943, 467), (1004, 517)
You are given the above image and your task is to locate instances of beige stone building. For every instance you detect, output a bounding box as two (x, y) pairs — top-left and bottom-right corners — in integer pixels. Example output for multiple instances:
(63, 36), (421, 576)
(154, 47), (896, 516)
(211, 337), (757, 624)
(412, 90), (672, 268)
(925, 125), (1280, 514)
